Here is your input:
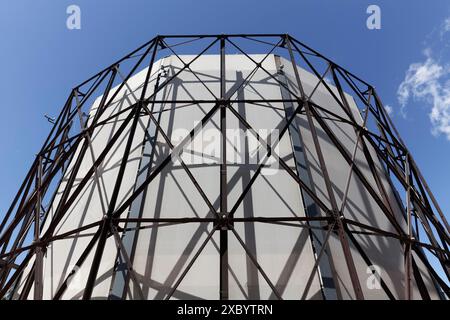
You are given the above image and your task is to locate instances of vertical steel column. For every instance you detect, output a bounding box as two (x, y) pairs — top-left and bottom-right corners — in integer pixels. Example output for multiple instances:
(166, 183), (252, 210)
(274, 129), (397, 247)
(339, 103), (370, 215)
(285, 35), (364, 300)
(115, 54), (162, 299)
(374, 88), (449, 233)
(140, 36), (160, 102)
(405, 154), (413, 300)
(410, 158), (450, 233)
(82, 40), (159, 299)
(219, 35), (229, 300)
(82, 104), (141, 300)
(74, 89), (107, 216)
(275, 55), (337, 299)
(33, 156), (43, 300)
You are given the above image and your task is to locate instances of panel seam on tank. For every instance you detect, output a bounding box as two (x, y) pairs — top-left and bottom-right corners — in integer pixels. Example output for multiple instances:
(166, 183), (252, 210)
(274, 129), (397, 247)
(274, 54), (338, 300)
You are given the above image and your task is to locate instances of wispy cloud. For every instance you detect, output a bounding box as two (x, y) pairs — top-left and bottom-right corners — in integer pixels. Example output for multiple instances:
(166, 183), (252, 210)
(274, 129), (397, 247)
(440, 17), (450, 38)
(384, 104), (393, 116)
(397, 18), (450, 140)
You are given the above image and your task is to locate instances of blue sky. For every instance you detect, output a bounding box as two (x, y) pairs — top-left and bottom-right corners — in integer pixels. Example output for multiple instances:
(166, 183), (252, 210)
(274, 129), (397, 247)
(0, 0), (449, 287)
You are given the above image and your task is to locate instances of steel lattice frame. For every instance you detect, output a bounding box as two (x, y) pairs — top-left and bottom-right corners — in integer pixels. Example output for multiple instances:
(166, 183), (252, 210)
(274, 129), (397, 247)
(0, 34), (449, 300)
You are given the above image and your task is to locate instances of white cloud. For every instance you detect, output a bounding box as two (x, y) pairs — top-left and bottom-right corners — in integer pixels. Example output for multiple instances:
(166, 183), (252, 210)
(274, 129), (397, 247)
(397, 16), (450, 140)
(443, 17), (450, 33)
(438, 17), (450, 39)
(397, 55), (450, 140)
(384, 104), (393, 115)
